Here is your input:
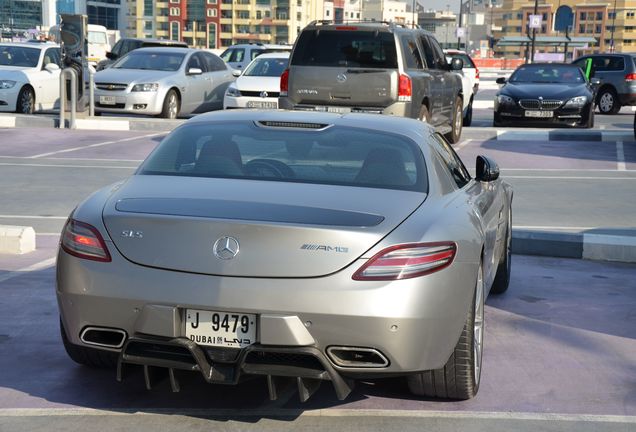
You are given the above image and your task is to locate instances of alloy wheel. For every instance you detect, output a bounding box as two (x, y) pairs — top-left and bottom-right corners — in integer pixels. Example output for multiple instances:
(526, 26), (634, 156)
(168, 94), (178, 119)
(20, 90), (34, 114)
(599, 92), (614, 113)
(473, 264), (485, 385)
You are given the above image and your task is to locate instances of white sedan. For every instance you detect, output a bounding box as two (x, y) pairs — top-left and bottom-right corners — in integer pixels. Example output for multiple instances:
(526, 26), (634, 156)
(223, 52), (289, 110)
(0, 42), (62, 114)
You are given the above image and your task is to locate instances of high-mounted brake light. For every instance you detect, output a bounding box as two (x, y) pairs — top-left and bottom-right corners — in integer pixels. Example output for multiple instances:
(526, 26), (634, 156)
(335, 26), (358, 30)
(625, 73), (636, 81)
(61, 218), (111, 262)
(353, 242), (456, 281)
(280, 68), (289, 96)
(398, 74), (412, 102)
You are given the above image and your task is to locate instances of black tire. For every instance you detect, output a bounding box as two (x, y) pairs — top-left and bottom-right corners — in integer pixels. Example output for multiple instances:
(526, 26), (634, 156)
(16, 86), (35, 114)
(407, 263), (484, 400)
(596, 87), (620, 114)
(160, 89), (180, 119)
(463, 98), (473, 127)
(445, 97), (463, 144)
(60, 319), (118, 369)
(419, 104), (431, 123)
(491, 209), (512, 295)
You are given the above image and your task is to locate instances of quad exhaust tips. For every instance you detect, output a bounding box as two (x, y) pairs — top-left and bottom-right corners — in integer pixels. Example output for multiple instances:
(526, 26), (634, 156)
(80, 326), (127, 349)
(326, 346), (389, 368)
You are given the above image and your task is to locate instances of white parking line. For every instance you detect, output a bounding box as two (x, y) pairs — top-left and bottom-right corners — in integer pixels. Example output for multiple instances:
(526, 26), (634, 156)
(29, 133), (163, 159)
(454, 139), (473, 151)
(513, 225), (596, 230)
(0, 257), (56, 284)
(0, 215), (67, 220)
(506, 176), (636, 180)
(0, 162), (135, 169)
(616, 141), (626, 171)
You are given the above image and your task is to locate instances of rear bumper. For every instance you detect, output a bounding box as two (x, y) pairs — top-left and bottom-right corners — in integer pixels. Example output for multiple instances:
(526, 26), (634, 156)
(619, 93), (636, 106)
(278, 98), (415, 118)
(495, 104), (592, 127)
(94, 89), (165, 115)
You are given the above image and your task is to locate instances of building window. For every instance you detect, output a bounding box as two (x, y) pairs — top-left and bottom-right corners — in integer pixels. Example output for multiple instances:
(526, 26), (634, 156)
(207, 0), (217, 3)
(87, 5), (118, 29)
(256, 10), (261, 18)
(221, 24), (232, 32)
(628, 11), (636, 18)
(171, 21), (180, 40)
(596, 11), (603, 20)
(207, 8), (217, 17)
(516, 13), (522, 19)
(579, 24), (585, 33)
(170, 7), (180, 16)
(221, 10), (232, 18)
(144, 0), (153, 16)
(297, 12), (301, 20)
(579, 12), (586, 21)
(208, 23), (217, 48)
(608, 12), (616, 19)
(144, 21), (153, 30)
(326, 10), (330, 16)
(170, 0), (179, 3)
(595, 24), (602, 33)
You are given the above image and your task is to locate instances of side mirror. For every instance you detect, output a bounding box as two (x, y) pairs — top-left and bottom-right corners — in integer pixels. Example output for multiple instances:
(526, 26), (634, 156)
(44, 63), (60, 72)
(476, 155), (500, 182)
(590, 77), (601, 86)
(450, 57), (463, 71)
(232, 69), (241, 77)
(105, 52), (117, 60)
(496, 77), (506, 85)
(187, 67), (203, 75)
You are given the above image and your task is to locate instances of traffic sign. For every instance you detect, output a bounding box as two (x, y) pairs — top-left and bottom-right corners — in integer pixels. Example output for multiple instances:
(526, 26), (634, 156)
(529, 14), (542, 29)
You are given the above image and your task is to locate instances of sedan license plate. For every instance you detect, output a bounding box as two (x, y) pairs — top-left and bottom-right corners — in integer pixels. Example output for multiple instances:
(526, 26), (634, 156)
(185, 309), (256, 348)
(246, 101), (278, 109)
(326, 106), (351, 114)
(99, 96), (116, 105)
(524, 110), (553, 118)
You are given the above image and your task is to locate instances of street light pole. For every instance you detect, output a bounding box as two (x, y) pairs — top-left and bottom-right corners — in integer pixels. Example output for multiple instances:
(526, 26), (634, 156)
(609, 0), (617, 52)
(530, 0), (539, 62)
(457, 0), (462, 49)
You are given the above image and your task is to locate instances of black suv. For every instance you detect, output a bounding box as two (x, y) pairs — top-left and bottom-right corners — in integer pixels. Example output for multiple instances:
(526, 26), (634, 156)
(279, 21), (465, 143)
(96, 38), (188, 71)
(572, 53), (636, 114)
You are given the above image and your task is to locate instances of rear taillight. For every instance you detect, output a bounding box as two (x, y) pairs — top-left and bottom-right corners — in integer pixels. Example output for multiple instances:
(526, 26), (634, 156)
(626, 73), (636, 81)
(61, 219), (111, 262)
(280, 68), (289, 96)
(475, 66), (480, 80)
(398, 74), (412, 102)
(353, 242), (456, 281)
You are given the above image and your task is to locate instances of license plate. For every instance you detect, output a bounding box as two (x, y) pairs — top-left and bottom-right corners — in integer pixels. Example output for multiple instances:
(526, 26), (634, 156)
(326, 106), (351, 114)
(99, 96), (116, 105)
(185, 309), (256, 348)
(524, 110), (553, 118)
(246, 101), (278, 109)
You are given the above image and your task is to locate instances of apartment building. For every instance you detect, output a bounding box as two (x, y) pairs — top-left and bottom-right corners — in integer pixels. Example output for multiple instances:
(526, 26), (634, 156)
(494, 0), (636, 58)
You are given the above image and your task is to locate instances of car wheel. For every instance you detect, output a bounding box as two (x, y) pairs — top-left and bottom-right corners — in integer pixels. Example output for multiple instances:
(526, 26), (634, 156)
(463, 98), (473, 127)
(419, 104), (431, 123)
(407, 261), (484, 400)
(597, 88), (620, 114)
(60, 319), (118, 369)
(491, 209), (512, 295)
(445, 97), (463, 144)
(160, 89), (180, 119)
(16, 86), (35, 114)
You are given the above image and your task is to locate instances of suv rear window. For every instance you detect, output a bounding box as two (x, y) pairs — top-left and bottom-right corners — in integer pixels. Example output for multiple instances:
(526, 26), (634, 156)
(291, 30), (398, 68)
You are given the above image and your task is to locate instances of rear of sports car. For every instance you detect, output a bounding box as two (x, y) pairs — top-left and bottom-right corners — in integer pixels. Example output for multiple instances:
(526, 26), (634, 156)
(56, 112), (480, 401)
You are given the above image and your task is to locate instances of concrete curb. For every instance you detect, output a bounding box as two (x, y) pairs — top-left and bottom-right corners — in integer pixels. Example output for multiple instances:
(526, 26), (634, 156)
(0, 113), (184, 132)
(0, 225), (36, 255)
(463, 127), (634, 142)
(513, 230), (636, 263)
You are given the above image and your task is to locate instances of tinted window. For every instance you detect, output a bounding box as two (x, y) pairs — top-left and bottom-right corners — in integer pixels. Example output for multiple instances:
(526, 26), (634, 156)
(400, 34), (423, 69)
(221, 48), (244, 63)
(202, 52), (227, 71)
(187, 53), (205, 71)
(428, 37), (448, 69)
(43, 48), (61, 67)
(244, 56), (288, 76)
(430, 134), (470, 188)
(140, 122), (427, 192)
(419, 35), (436, 69)
(0, 46), (40, 67)
(112, 51), (185, 71)
(509, 65), (585, 83)
(251, 48), (265, 60)
(111, 39), (123, 56)
(292, 30), (398, 68)
(446, 53), (475, 68)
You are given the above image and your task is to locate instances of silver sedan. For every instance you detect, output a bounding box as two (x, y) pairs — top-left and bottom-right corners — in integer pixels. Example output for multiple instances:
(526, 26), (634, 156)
(57, 110), (513, 401)
(94, 47), (234, 119)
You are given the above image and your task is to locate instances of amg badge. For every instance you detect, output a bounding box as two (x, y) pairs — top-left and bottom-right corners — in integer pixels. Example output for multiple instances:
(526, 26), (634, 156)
(301, 244), (349, 253)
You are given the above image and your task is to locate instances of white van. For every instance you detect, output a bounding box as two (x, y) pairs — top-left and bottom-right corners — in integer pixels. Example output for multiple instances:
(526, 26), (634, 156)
(48, 23), (111, 67)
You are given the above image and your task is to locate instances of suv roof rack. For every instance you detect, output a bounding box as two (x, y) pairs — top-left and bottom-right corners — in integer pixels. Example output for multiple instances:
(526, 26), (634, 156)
(306, 20), (419, 29)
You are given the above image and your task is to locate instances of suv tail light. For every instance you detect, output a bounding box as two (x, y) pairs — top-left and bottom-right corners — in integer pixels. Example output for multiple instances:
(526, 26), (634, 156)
(352, 242), (456, 281)
(475, 66), (480, 80)
(398, 74), (412, 102)
(625, 73), (636, 81)
(280, 68), (289, 96)
(61, 219), (111, 262)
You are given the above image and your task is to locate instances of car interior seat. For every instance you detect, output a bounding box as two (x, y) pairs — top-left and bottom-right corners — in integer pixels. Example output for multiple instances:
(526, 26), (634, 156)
(355, 148), (412, 186)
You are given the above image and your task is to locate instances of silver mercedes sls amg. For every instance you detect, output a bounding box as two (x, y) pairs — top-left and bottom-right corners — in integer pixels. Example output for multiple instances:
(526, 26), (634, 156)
(57, 110), (513, 401)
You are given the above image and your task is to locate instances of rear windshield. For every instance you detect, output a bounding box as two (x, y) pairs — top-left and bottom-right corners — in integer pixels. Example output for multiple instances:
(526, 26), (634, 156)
(446, 53), (475, 68)
(243, 56), (288, 77)
(139, 121), (427, 192)
(291, 30), (398, 68)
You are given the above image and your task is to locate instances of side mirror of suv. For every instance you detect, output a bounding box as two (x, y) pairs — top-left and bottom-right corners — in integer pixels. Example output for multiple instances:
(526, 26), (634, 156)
(450, 58), (463, 71)
(590, 77), (601, 86)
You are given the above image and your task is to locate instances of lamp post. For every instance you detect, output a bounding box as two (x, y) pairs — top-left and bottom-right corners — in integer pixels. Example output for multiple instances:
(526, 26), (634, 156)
(530, 0), (539, 62)
(609, 0), (617, 52)
(457, 0), (463, 49)
(412, 0), (416, 27)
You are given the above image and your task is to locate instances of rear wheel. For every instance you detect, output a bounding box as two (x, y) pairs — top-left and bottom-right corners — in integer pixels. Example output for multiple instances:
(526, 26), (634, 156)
(407, 262), (484, 400)
(597, 88), (620, 114)
(160, 89), (180, 119)
(445, 97), (463, 144)
(16, 86), (35, 114)
(60, 319), (118, 369)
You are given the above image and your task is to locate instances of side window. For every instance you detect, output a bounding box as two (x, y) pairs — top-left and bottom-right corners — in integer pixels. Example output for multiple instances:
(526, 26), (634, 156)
(608, 56), (625, 71)
(430, 134), (470, 188)
(399, 34), (423, 69)
(203, 52), (227, 71)
(111, 40), (123, 56)
(419, 35), (436, 69)
(43, 48), (61, 67)
(572, 58), (586, 70)
(187, 53), (204, 71)
(428, 37), (448, 69)
(251, 49), (264, 60)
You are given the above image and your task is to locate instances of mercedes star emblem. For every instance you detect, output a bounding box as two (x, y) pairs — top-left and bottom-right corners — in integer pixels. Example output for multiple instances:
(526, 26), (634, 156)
(260, 91), (269, 98)
(213, 236), (240, 260)
(336, 73), (347, 83)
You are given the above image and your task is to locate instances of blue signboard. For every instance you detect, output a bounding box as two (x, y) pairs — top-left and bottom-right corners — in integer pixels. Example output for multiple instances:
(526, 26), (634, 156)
(554, 5), (574, 32)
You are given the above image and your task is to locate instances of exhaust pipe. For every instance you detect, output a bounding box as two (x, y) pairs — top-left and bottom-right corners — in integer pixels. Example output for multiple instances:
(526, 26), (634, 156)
(80, 326), (127, 349)
(326, 346), (389, 368)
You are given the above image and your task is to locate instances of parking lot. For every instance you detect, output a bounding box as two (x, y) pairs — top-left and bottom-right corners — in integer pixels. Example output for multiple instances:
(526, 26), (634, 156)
(1, 76), (635, 431)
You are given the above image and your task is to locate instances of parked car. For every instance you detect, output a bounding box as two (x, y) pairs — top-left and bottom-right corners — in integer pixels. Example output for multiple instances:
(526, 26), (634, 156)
(494, 63), (596, 128)
(444, 49), (479, 126)
(223, 52), (289, 109)
(57, 109), (512, 401)
(96, 38), (188, 71)
(94, 48), (234, 119)
(278, 21), (465, 143)
(572, 53), (636, 114)
(0, 42), (61, 114)
(220, 43), (292, 71)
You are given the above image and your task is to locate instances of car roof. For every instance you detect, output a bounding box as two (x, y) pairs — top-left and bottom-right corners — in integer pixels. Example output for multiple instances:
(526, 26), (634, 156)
(132, 47), (195, 54)
(225, 43), (291, 50)
(121, 37), (186, 45)
(301, 20), (436, 37)
(251, 52), (290, 59)
(0, 42), (57, 50)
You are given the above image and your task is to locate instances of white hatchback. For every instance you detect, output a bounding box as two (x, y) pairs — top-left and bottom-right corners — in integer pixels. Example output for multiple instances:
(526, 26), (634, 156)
(223, 52), (289, 110)
(444, 49), (479, 126)
(0, 42), (62, 114)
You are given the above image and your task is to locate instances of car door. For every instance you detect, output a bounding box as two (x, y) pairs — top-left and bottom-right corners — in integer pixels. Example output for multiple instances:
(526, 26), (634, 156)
(183, 52), (210, 114)
(398, 32), (429, 119)
(201, 52), (234, 112)
(418, 35), (448, 125)
(429, 37), (456, 121)
(37, 47), (61, 109)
